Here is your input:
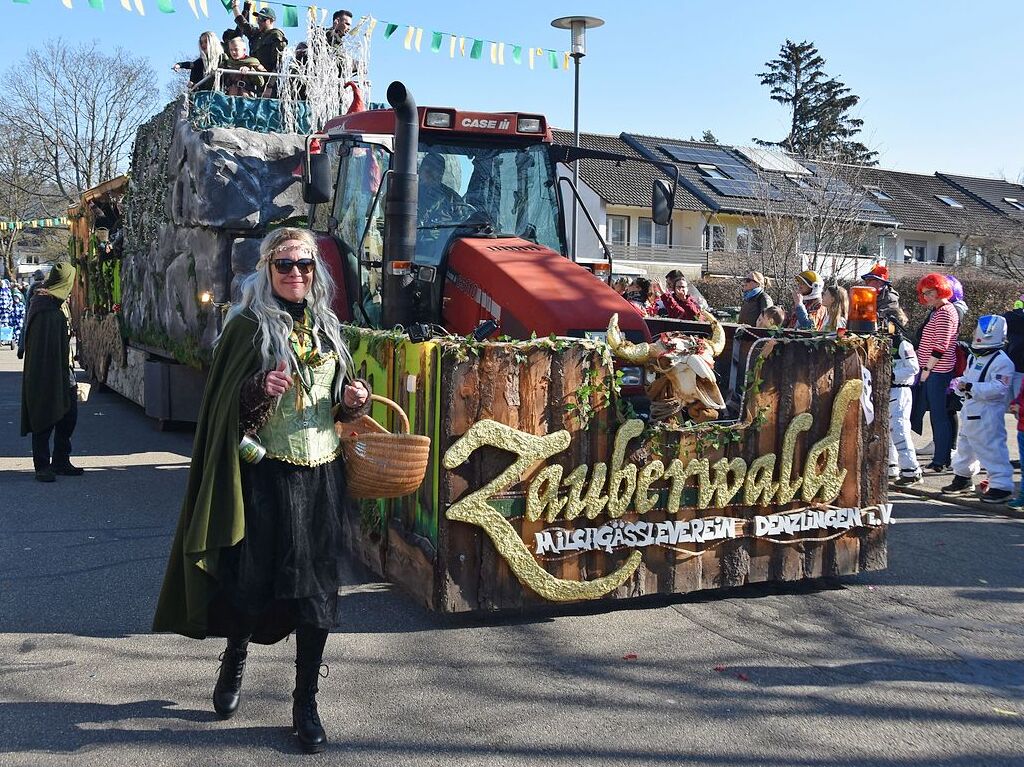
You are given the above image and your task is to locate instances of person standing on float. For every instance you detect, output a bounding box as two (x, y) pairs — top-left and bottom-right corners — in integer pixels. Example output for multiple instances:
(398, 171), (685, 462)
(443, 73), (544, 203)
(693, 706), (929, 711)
(153, 228), (370, 754)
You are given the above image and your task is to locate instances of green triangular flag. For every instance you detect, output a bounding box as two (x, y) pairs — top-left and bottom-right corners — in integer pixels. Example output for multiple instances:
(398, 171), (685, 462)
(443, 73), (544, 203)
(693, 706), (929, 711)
(157, 0), (174, 12)
(512, 45), (522, 65)
(430, 31), (442, 52)
(13, 0), (30, 5)
(220, 0), (232, 11)
(282, 4), (299, 26)
(548, 50), (558, 69)
(469, 38), (483, 59)
(88, 0), (104, 8)
(384, 23), (398, 39)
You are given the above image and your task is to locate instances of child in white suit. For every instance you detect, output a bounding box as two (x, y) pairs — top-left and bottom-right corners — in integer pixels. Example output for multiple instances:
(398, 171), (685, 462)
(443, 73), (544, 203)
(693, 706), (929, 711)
(889, 309), (922, 486)
(942, 315), (1016, 503)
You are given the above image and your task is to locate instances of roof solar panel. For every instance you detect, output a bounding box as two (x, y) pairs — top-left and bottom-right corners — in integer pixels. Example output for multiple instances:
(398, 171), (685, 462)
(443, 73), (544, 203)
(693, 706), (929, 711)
(704, 177), (784, 201)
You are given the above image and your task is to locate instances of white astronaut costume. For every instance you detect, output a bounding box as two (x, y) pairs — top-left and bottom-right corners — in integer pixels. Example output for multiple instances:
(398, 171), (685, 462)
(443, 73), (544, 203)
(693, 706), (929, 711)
(949, 316), (1016, 492)
(889, 337), (921, 479)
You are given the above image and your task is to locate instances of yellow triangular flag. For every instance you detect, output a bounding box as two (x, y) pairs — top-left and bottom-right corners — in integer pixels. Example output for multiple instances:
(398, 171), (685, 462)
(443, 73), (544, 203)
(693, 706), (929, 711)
(498, 42), (505, 65)
(134, 0), (145, 15)
(186, 0), (198, 18)
(198, 0), (208, 16)
(564, 52), (570, 69)
(367, 17), (377, 36)
(489, 42), (497, 64)
(528, 48), (535, 69)
(415, 27), (423, 52)
(120, 0), (132, 10)
(459, 37), (466, 57)
(449, 34), (456, 58)
(403, 26), (414, 50)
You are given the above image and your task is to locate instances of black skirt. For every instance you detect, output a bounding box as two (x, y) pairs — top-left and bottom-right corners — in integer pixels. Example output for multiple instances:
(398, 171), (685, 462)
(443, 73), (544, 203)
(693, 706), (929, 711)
(208, 456), (348, 644)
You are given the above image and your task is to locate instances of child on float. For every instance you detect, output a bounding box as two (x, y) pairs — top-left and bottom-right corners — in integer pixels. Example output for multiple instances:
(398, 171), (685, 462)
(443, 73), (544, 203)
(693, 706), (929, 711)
(941, 315), (1016, 503)
(888, 308), (922, 486)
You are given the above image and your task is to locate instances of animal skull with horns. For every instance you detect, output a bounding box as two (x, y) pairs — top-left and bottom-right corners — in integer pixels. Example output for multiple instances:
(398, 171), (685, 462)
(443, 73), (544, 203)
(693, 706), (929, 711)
(606, 311), (727, 423)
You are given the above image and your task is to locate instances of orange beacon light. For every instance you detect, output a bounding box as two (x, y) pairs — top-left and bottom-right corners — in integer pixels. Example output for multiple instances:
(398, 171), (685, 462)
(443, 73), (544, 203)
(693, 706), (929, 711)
(848, 285), (878, 333)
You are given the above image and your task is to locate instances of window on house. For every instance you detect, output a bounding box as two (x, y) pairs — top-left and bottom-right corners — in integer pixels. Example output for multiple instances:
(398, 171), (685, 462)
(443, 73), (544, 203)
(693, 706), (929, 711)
(865, 186), (893, 201)
(904, 240), (927, 262)
(1004, 197), (1024, 211)
(736, 226), (765, 253)
(937, 245), (946, 263)
(702, 224), (725, 251)
(697, 164), (729, 180)
(606, 215), (629, 247)
(786, 174), (811, 189)
(934, 195), (964, 208)
(638, 217), (670, 247)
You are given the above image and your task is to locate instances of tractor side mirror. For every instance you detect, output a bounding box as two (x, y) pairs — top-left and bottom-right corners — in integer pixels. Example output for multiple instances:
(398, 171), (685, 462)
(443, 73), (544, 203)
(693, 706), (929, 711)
(303, 152), (332, 205)
(652, 179), (674, 226)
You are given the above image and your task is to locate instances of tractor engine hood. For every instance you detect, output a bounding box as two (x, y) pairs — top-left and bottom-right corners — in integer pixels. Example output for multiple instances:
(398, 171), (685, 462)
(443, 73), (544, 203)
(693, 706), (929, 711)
(441, 237), (651, 342)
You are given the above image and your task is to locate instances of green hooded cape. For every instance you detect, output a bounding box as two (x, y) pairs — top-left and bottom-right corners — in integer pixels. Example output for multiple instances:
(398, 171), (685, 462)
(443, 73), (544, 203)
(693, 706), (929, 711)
(152, 312), (262, 639)
(20, 263), (76, 437)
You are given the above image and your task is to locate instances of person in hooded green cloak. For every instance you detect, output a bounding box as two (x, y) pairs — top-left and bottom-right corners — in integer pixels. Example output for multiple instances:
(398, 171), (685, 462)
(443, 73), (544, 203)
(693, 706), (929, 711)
(19, 262), (84, 482)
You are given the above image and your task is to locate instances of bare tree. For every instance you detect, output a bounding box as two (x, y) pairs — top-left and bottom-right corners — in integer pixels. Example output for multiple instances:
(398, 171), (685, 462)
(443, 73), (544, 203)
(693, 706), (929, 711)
(0, 118), (65, 278)
(0, 39), (160, 205)
(744, 147), (881, 285)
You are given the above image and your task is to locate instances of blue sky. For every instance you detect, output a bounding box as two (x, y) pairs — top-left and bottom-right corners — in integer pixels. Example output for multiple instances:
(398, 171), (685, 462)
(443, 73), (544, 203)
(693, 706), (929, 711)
(1, 0), (1022, 180)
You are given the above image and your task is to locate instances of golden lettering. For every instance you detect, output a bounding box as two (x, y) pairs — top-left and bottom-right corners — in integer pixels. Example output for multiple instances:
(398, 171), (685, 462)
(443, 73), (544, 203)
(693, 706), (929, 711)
(776, 413), (811, 504)
(635, 460), (666, 515)
(663, 458), (687, 513)
(802, 379), (861, 503)
(743, 453), (779, 506)
(711, 457), (747, 507)
(606, 419), (644, 518)
(526, 464), (565, 523)
(442, 420), (641, 602)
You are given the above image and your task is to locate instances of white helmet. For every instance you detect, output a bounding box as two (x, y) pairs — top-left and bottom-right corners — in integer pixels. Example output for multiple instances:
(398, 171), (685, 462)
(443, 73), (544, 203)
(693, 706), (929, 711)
(972, 315), (1007, 351)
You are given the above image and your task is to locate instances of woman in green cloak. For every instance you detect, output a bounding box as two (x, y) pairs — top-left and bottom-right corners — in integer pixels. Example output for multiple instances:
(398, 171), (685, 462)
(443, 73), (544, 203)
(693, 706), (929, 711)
(152, 227), (370, 754)
(19, 262), (83, 483)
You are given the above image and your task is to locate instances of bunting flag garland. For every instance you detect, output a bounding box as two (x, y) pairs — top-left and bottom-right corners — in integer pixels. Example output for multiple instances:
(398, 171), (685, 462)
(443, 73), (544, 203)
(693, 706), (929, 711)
(0, 217), (70, 232)
(19, 0), (573, 74)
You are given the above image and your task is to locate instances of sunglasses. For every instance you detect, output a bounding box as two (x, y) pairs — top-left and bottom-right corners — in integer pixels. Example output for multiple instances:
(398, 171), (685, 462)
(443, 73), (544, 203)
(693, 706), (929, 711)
(271, 258), (315, 275)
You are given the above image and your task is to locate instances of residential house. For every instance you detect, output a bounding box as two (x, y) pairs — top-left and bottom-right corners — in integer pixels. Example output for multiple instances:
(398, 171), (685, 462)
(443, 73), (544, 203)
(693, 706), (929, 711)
(556, 127), (1024, 280)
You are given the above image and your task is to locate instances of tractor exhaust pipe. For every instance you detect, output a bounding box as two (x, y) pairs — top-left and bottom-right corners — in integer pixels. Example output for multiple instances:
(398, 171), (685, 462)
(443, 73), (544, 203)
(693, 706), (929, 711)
(382, 81), (419, 330)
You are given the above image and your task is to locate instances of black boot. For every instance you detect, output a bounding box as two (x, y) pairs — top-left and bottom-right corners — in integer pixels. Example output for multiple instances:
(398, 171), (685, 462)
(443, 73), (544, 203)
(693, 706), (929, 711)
(292, 626), (329, 754)
(212, 636), (249, 719)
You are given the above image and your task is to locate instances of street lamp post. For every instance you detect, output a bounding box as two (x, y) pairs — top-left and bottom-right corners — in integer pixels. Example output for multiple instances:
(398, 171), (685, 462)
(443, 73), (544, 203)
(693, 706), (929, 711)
(551, 15), (604, 262)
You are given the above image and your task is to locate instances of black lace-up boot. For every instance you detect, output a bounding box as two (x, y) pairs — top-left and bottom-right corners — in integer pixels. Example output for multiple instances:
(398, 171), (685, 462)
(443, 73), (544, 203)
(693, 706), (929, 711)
(292, 626), (329, 754)
(212, 636), (249, 719)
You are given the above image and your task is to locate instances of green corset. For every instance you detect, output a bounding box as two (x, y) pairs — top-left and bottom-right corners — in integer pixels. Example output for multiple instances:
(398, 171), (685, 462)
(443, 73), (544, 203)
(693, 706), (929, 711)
(258, 354), (341, 466)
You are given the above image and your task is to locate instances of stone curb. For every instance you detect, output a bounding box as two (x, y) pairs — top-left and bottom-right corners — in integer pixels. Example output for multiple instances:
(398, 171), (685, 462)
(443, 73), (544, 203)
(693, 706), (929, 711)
(894, 484), (1024, 521)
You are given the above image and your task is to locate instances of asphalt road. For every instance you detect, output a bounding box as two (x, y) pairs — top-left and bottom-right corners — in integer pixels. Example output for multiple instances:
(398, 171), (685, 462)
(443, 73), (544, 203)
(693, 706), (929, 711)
(1, 346), (1022, 766)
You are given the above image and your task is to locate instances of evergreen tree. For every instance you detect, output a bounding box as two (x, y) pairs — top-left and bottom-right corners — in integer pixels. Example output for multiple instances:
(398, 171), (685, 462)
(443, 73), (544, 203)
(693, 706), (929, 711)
(701, 130), (719, 144)
(755, 39), (877, 165)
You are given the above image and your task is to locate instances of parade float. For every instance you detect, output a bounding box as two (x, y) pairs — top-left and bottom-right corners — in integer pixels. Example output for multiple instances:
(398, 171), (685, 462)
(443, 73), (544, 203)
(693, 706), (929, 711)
(73, 20), (892, 612)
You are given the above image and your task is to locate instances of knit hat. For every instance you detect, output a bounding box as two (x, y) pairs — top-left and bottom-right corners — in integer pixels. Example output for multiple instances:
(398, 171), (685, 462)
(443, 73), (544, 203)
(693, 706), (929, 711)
(1014, 294), (1024, 310)
(255, 6), (275, 20)
(861, 264), (890, 284)
(796, 270), (822, 290)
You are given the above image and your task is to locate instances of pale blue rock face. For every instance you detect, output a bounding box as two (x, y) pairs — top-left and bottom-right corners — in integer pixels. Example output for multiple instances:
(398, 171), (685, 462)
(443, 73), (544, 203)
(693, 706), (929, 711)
(120, 97), (306, 352)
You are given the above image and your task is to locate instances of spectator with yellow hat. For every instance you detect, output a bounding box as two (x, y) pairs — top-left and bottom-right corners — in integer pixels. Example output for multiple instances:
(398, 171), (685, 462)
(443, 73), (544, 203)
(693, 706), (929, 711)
(786, 269), (827, 330)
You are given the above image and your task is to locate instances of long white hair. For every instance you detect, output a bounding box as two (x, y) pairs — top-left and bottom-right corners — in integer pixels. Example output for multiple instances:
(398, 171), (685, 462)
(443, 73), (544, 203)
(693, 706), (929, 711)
(199, 31), (224, 79)
(223, 227), (353, 400)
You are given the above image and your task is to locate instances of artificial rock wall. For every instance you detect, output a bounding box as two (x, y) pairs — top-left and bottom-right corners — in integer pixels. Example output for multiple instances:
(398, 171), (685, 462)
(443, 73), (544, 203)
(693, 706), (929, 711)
(120, 97), (306, 359)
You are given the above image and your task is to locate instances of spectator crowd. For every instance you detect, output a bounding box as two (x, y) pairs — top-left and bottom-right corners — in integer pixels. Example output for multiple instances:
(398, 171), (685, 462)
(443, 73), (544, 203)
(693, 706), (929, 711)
(615, 262), (1024, 505)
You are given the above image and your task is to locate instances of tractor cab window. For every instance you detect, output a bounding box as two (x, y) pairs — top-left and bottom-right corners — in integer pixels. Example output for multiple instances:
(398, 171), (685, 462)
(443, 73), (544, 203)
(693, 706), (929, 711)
(414, 141), (563, 267)
(329, 141), (390, 327)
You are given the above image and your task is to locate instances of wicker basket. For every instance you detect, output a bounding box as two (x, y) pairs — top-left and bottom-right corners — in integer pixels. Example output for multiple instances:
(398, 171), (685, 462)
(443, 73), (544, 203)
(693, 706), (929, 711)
(339, 394), (431, 499)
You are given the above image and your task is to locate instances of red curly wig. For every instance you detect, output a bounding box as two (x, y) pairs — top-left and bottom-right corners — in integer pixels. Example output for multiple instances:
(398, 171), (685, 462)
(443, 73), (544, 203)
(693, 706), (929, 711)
(916, 272), (953, 304)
